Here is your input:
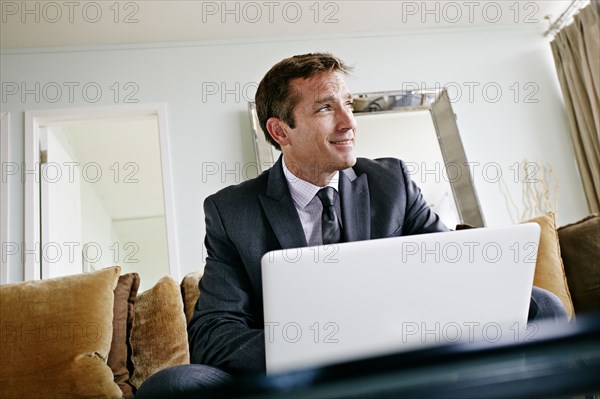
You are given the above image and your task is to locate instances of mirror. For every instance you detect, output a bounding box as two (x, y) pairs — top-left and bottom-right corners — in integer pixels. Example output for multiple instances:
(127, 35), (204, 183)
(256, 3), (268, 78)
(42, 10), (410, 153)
(248, 88), (485, 228)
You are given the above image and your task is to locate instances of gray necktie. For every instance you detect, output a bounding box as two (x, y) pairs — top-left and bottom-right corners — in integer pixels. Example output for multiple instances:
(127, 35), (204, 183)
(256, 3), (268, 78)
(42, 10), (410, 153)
(317, 187), (342, 245)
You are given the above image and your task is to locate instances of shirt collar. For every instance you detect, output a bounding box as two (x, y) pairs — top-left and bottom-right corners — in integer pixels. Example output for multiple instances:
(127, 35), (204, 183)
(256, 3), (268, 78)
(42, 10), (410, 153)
(282, 157), (339, 210)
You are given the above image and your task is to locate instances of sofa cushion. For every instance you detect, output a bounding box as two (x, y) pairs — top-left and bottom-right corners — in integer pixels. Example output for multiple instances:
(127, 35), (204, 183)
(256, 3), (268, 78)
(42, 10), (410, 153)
(525, 212), (575, 319)
(107, 273), (140, 399)
(557, 214), (600, 314)
(0, 266), (122, 399)
(181, 271), (203, 324)
(130, 276), (190, 388)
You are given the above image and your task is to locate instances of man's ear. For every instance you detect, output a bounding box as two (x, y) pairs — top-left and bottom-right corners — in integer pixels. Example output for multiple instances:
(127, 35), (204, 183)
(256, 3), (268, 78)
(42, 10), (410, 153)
(266, 117), (291, 148)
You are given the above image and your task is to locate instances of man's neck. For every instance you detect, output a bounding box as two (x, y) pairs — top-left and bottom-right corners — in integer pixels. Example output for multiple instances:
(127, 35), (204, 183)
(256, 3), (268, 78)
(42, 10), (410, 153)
(282, 157), (339, 188)
(283, 160), (337, 187)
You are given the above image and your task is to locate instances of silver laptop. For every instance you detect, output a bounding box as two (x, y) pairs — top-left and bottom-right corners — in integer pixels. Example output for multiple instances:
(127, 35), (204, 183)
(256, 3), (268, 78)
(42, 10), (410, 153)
(261, 223), (540, 374)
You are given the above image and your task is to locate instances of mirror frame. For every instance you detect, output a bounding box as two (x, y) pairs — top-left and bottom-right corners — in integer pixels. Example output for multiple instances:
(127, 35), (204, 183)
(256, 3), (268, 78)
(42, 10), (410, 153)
(248, 88), (485, 227)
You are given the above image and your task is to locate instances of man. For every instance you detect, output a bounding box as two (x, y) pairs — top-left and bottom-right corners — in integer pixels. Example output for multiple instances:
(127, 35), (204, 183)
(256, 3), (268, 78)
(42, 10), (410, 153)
(136, 53), (566, 397)
(189, 52), (451, 373)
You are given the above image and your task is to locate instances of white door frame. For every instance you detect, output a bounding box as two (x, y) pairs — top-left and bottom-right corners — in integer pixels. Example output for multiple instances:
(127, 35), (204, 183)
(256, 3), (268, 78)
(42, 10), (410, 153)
(1, 112), (9, 284)
(24, 103), (180, 282)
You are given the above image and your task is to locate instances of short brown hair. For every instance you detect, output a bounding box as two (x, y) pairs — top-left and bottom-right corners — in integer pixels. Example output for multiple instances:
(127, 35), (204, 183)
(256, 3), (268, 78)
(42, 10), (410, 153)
(254, 53), (352, 150)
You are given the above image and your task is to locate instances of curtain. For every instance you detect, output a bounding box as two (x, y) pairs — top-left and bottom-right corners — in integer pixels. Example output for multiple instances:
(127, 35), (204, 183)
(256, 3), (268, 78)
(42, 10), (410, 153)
(550, 0), (600, 214)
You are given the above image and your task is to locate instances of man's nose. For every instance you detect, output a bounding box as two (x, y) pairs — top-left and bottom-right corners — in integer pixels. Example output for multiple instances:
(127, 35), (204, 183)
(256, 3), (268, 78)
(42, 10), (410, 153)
(337, 106), (356, 131)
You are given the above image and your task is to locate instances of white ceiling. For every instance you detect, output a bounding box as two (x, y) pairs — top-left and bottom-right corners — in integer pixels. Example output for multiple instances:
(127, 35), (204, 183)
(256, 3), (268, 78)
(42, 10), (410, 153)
(1, 1), (572, 49)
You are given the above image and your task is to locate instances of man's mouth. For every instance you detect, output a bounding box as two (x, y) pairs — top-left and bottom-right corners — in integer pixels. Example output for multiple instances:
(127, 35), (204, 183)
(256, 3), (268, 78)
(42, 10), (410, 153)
(330, 139), (353, 145)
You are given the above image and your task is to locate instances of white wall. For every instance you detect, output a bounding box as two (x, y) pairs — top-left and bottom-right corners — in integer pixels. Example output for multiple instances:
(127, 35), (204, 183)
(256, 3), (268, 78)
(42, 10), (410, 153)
(1, 28), (589, 281)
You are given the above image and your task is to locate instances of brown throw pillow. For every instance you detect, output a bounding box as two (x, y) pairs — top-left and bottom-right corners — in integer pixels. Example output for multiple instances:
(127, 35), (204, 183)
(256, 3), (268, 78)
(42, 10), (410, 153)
(107, 273), (140, 399)
(181, 271), (203, 324)
(130, 276), (190, 388)
(0, 267), (122, 399)
(524, 212), (575, 319)
(557, 214), (600, 314)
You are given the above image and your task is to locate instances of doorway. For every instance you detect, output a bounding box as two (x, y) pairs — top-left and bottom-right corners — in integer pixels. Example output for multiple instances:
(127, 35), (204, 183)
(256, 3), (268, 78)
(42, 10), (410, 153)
(25, 104), (179, 291)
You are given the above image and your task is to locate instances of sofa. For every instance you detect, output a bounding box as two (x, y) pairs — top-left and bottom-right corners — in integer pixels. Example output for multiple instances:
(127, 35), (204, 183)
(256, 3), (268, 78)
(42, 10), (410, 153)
(1, 211), (598, 398)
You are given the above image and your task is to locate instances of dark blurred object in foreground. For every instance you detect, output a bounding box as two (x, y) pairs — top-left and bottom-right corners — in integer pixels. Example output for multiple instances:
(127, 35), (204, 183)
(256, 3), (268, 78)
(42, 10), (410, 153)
(188, 314), (600, 399)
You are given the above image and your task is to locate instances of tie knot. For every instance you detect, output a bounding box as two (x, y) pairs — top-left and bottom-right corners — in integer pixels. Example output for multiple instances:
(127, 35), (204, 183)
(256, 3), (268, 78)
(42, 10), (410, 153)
(317, 187), (336, 207)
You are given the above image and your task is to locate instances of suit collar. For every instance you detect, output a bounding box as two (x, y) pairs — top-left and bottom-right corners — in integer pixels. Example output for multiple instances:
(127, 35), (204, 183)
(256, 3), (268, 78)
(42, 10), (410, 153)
(260, 156), (372, 248)
(339, 166), (371, 242)
(259, 157), (308, 249)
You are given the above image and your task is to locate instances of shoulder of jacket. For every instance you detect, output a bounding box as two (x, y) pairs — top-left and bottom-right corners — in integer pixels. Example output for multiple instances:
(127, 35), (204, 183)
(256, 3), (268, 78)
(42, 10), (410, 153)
(355, 157), (405, 173)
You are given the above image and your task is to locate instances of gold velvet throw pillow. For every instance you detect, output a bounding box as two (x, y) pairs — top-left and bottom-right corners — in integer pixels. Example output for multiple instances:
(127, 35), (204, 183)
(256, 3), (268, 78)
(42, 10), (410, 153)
(0, 267), (122, 399)
(181, 271), (203, 324)
(525, 212), (575, 319)
(130, 276), (190, 388)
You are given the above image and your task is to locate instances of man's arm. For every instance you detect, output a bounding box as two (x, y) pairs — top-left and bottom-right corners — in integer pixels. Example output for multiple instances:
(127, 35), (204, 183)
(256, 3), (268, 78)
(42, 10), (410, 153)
(398, 159), (450, 235)
(187, 197), (266, 375)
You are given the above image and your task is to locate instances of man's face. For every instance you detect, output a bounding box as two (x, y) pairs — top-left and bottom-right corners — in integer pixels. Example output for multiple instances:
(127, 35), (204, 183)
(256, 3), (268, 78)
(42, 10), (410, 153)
(275, 70), (357, 184)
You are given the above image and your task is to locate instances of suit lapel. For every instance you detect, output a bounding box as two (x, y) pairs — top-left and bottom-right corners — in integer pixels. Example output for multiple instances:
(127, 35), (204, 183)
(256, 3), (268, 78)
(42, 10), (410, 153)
(339, 168), (370, 242)
(259, 157), (308, 249)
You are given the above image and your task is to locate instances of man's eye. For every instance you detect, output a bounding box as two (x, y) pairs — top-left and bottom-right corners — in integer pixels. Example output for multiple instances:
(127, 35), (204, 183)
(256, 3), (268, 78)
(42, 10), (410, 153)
(318, 105), (330, 112)
(346, 102), (354, 111)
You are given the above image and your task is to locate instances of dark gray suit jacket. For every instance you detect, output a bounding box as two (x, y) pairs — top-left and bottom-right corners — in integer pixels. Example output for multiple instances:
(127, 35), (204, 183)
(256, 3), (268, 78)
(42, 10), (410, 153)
(188, 157), (448, 374)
